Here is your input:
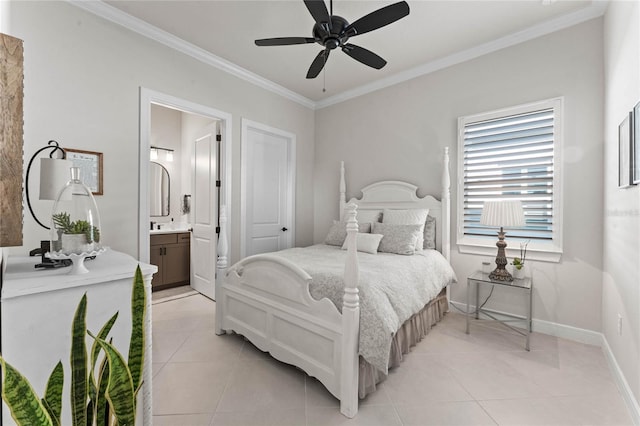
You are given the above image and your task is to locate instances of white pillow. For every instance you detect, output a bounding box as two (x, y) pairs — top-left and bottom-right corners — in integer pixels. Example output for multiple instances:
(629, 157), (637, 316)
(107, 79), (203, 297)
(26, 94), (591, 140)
(382, 208), (429, 251)
(341, 233), (383, 254)
(356, 209), (382, 224)
(373, 223), (421, 255)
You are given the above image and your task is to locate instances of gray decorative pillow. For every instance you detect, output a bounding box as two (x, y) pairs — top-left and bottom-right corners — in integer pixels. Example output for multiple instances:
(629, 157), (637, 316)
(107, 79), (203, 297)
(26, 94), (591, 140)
(324, 221), (372, 246)
(423, 215), (436, 250)
(373, 222), (422, 255)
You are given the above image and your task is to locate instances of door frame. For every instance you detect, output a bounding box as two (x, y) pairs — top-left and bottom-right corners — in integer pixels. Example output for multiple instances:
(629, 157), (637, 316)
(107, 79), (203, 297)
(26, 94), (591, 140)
(139, 87), (232, 264)
(240, 118), (296, 258)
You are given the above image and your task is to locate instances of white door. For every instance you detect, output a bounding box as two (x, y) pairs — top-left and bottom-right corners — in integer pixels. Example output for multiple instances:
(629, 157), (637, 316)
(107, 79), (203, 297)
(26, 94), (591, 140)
(191, 123), (218, 299)
(241, 119), (295, 257)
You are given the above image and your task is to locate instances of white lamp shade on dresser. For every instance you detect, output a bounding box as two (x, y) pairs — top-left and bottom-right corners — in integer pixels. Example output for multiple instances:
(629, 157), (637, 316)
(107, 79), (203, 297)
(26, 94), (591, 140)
(39, 157), (73, 200)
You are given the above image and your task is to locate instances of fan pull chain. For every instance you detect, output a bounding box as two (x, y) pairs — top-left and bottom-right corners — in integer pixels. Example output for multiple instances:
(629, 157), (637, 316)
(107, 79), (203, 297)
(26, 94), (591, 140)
(322, 51), (327, 92)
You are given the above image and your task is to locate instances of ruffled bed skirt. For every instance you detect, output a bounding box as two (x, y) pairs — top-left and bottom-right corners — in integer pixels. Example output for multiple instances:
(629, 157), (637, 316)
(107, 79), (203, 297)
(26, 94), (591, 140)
(358, 288), (449, 398)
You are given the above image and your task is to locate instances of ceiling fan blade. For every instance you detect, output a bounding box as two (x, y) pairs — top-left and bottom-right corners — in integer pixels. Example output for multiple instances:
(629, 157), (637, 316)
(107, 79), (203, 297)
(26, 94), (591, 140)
(304, 0), (330, 25)
(255, 37), (316, 46)
(342, 44), (387, 69)
(345, 1), (410, 37)
(306, 49), (330, 79)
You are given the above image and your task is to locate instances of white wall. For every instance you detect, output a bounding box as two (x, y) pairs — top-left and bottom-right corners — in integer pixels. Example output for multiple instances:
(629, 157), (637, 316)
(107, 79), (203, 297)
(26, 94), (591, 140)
(603, 0), (640, 405)
(314, 19), (605, 332)
(9, 0), (315, 264)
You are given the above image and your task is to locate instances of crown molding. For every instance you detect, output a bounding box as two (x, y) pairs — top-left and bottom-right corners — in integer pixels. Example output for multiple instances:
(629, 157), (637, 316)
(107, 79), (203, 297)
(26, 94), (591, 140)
(68, 0), (316, 110)
(69, 0), (607, 111)
(315, 0), (608, 109)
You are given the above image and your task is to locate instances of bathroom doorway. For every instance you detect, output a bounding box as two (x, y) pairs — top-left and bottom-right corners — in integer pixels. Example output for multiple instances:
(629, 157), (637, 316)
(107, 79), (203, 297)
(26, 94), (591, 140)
(138, 88), (232, 300)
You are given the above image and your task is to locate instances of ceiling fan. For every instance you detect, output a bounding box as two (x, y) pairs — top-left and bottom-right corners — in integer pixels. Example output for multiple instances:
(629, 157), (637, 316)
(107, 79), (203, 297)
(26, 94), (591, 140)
(255, 0), (410, 79)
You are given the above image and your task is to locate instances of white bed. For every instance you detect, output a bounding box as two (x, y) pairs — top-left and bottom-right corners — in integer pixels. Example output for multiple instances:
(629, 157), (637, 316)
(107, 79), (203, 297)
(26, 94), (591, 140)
(215, 148), (452, 418)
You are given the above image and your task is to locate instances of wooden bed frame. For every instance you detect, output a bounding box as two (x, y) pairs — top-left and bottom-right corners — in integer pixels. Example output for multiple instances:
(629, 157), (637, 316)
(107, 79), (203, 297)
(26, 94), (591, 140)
(214, 148), (451, 418)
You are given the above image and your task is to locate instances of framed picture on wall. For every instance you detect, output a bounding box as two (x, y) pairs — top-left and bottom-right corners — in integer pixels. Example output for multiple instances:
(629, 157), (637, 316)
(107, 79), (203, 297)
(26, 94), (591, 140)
(634, 102), (640, 184)
(618, 113), (633, 188)
(65, 149), (104, 195)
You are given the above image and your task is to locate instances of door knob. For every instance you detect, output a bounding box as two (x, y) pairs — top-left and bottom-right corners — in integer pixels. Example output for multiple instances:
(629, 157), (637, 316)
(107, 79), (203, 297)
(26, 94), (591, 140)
(281, 227), (288, 232)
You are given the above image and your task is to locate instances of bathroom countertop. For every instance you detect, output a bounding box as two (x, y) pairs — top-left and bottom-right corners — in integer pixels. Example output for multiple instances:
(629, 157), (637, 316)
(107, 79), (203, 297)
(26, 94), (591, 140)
(149, 228), (191, 235)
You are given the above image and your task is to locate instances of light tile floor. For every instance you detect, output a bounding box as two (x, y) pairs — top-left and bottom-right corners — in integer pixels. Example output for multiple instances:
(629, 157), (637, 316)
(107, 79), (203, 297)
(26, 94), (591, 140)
(151, 291), (633, 425)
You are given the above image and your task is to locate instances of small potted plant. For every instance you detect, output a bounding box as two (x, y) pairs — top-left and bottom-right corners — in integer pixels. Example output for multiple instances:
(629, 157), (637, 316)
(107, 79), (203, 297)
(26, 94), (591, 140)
(52, 212), (101, 254)
(511, 240), (529, 279)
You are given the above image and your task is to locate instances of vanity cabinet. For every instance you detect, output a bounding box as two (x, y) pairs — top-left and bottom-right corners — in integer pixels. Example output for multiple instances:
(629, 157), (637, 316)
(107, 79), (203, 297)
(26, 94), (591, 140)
(150, 232), (190, 290)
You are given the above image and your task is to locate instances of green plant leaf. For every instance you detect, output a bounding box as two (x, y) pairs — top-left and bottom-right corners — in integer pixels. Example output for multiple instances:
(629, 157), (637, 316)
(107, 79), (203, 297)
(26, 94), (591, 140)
(95, 358), (111, 426)
(71, 293), (88, 426)
(88, 312), (118, 426)
(42, 361), (63, 426)
(128, 265), (146, 393)
(88, 332), (136, 426)
(0, 357), (53, 426)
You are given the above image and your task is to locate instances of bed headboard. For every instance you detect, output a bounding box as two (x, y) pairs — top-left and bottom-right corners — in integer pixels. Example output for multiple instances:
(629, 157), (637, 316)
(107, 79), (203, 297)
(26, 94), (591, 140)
(339, 148), (451, 261)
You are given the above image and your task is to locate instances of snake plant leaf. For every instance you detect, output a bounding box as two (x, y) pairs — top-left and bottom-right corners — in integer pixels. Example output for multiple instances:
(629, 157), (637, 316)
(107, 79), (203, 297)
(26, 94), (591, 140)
(88, 312), (119, 409)
(95, 357), (111, 426)
(88, 332), (136, 426)
(0, 357), (53, 426)
(71, 293), (88, 426)
(85, 400), (93, 426)
(42, 361), (64, 426)
(128, 265), (146, 393)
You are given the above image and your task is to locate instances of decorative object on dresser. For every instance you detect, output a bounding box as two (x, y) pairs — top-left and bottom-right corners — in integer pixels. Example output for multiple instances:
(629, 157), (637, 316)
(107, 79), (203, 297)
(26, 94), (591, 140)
(48, 167), (106, 275)
(0, 33), (24, 247)
(65, 148), (104, 195)
(150, 232), (190, 290)
(480, 200), (525, 282)
(216, 148), (453, 418)
(24, 140), (73, 268)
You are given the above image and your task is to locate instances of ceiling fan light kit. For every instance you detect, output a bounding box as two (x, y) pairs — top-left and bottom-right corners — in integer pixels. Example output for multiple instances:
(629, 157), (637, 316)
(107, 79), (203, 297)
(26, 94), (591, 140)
(255, 0), (410, 79)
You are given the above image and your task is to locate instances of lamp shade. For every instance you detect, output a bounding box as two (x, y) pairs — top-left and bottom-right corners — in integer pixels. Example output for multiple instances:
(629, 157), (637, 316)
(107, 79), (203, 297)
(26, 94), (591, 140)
(480, 200), (525, 227)
(39, 158), (73, 200)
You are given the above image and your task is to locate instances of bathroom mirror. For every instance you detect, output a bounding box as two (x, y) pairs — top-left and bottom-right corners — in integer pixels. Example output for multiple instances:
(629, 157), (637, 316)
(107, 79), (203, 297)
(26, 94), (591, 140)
(150, 161), (170, 216)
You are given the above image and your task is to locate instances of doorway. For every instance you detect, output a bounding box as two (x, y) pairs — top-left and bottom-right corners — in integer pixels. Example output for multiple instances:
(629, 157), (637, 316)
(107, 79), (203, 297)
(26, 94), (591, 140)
(240, 119), (295, 258)
(139, 88), (232, 300)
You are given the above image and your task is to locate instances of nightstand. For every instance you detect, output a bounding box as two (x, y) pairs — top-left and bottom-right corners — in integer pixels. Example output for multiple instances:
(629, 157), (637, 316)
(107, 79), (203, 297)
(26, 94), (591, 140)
(466, 270), (533, 350)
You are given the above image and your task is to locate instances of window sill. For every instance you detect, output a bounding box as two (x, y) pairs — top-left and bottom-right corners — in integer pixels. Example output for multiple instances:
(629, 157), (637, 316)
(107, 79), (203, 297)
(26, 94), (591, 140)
(457, 238), (562, 263)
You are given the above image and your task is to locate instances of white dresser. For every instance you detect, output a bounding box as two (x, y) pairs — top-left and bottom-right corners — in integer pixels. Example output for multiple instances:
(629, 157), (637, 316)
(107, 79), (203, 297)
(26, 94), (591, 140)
(1, 250), (156, 426)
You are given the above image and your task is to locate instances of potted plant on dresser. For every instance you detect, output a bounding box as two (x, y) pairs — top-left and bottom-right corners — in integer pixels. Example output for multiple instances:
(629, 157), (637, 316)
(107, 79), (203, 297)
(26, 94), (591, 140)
(52, 212), (100, 254)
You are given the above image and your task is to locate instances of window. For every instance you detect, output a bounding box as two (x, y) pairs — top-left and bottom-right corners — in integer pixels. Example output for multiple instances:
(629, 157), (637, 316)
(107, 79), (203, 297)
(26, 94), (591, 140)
(457, 98), (563, 262)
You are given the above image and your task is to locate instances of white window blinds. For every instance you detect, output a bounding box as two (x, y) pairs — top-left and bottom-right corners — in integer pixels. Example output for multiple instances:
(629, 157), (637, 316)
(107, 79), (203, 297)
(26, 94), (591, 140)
(462, 107), (555, 241)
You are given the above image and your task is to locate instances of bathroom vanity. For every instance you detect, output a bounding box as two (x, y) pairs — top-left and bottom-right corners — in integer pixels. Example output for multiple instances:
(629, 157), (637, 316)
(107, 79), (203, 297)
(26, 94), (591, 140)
(149, 230), (190, 290)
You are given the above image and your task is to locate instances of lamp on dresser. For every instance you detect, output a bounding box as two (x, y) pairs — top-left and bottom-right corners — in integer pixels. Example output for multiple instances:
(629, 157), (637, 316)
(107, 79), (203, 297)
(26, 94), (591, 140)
(480, 200), (525, 282)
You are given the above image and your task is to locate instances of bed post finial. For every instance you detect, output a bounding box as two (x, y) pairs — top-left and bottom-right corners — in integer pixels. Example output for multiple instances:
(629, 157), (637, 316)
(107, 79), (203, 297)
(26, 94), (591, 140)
(442, 148), (451, 262)
(215, 204), (229, 335)
(341, 202), (359, 418)
(339, 161), (346, 221)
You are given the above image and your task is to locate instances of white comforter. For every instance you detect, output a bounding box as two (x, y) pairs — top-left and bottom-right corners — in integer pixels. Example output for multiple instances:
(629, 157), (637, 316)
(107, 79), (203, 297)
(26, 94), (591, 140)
(270, 244), (457, 373)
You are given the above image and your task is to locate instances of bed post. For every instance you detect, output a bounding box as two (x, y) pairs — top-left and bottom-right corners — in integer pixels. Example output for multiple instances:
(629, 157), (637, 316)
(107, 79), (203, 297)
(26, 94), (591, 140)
(442, 147), (451, 262)
(339, 161), (346, 221)
(341, 202), (359, 418)
(215, 204), (228, 335)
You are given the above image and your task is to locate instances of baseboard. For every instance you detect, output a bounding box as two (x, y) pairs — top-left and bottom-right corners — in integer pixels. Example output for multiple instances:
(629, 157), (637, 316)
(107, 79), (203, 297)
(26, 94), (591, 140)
(449, 300), (601, 345)
(450, 300), (640, 425)
(601, 336), (640, 425)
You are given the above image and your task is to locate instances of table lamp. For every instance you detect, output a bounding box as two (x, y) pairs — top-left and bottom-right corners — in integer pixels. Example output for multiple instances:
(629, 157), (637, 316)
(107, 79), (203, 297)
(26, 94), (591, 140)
(480, 200), (525, 281)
